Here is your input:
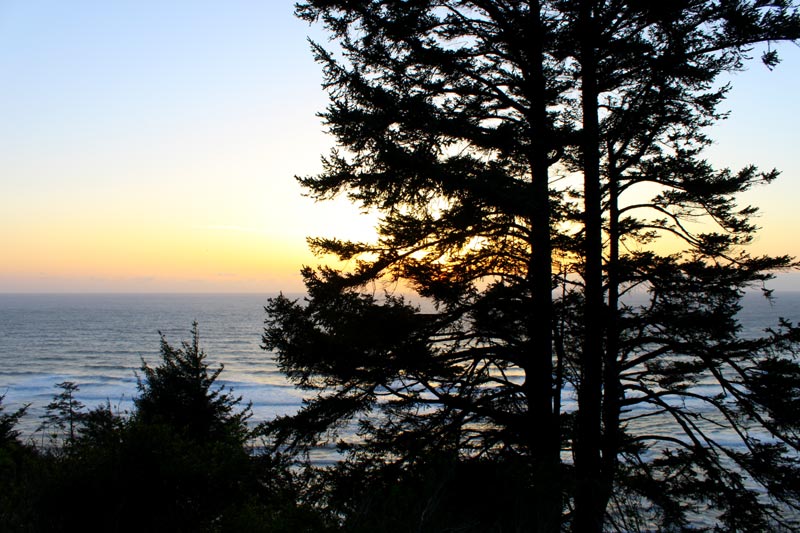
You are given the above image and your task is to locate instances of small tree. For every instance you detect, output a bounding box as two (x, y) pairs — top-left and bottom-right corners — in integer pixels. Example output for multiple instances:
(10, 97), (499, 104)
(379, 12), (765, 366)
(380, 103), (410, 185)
(38, 381), (85, 446)
(135, 321), (251, 444)
(0, 394), (27, 448)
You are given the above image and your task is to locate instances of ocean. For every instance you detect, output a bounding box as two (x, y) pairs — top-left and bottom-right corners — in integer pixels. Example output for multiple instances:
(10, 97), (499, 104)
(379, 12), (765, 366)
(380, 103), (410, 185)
(0, 293), (305, 438)
(2, 291), (799, 443)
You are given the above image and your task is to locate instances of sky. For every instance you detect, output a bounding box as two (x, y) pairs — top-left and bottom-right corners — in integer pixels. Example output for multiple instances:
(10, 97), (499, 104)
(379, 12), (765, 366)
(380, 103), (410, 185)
(1, 1), (799, 293)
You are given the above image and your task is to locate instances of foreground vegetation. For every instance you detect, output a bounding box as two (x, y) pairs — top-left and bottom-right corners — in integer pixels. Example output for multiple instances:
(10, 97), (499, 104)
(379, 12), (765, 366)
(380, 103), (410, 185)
(2, 324), (545, 532)
(0, 324), (331, 533)
(2, 316), (798, 531)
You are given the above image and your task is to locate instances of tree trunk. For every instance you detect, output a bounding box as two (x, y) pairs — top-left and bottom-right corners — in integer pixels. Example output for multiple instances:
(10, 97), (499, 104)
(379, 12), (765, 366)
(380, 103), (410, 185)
(524, 2), (561, 530)
(574, 1), (605, 531)
(601, 150), (622, 515)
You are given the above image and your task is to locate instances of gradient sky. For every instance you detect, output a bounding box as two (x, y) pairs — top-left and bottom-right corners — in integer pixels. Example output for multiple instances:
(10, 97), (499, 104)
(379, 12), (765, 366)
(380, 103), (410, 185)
(1, 2), (799, 293)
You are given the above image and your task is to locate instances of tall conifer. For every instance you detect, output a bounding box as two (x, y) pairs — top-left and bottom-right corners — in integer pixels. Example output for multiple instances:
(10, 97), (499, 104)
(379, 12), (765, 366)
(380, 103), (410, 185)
(265, 2), (800, 529)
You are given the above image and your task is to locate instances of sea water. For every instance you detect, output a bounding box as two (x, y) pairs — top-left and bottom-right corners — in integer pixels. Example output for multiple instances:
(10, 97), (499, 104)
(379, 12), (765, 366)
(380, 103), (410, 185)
(0, 293), (305, 438)
(2, 291), (799, 441)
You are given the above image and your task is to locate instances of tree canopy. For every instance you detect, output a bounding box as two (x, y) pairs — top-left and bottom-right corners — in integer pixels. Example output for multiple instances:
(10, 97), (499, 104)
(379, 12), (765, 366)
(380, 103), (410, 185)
(264, 2), (800, 530)
(136, 321), (252, 444)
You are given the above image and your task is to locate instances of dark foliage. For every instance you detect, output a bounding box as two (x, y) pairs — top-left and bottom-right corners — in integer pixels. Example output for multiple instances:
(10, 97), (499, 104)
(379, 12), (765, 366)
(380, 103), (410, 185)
(37, 381), (84, 447)
(135, 321), (252, 444)
(0, 324), (327, 532)
(264, 1), (800, 531)
(0, 394), (27, 447)
(314, 452), (541, 532)
(0, 395), (38, 530)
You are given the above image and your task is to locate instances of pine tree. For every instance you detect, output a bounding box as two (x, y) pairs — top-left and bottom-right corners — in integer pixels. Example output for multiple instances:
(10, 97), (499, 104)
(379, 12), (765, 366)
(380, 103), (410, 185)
(0, 394), (27, 447)
(264, 2), (800, 530)
(136, 321), (251, 444)
(39, 381), (85, 446)
(562, 2), (800, 529)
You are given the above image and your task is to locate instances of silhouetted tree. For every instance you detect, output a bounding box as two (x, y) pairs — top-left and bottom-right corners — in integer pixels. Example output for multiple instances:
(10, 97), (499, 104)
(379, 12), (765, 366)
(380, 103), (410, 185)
(136, 321), (251, 444)
(35, 324), (259, 532)
(0, 395), (37, 529)
(264, 1), (800, 530)
(38, 381), (85, 446)
(561, 2), (800, 530)
(0, 394), (27, 447)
